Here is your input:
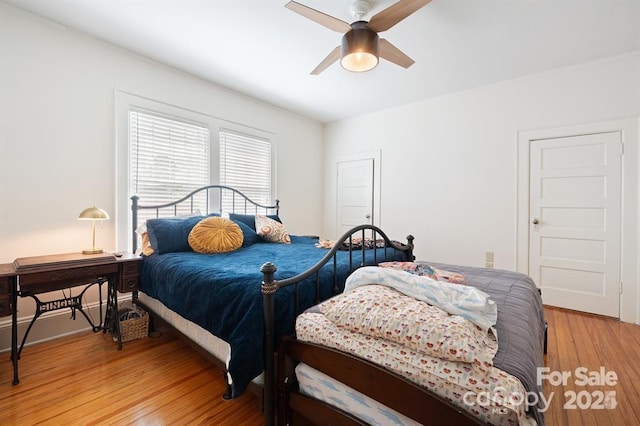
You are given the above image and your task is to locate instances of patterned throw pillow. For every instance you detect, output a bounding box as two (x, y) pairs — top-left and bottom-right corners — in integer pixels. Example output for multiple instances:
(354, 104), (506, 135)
(255, 214), (291, 244)
(188, 217), (243, 253)
(229, 213), (281, 231)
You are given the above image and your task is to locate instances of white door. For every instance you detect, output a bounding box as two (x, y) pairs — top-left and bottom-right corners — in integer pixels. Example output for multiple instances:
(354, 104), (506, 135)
(529, 132), (622, 317)
(336, 158), (374, 236)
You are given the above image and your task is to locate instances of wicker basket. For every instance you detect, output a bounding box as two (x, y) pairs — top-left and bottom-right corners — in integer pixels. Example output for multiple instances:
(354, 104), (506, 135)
(119, 302), (149, 343)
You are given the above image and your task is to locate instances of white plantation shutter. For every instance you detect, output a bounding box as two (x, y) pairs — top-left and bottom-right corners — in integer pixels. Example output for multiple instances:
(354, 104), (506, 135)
(130, 109), (209, 220)
(219, 129), (272, 213)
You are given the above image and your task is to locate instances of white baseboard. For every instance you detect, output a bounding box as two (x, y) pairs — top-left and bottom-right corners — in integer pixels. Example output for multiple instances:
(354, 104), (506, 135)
(0, 302), (115, 353)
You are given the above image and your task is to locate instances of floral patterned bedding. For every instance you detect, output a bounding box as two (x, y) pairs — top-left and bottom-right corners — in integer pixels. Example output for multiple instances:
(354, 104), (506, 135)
(296, 311), (530, 425)
(318, 284), (498, 371)
(295, 265), (544, 425)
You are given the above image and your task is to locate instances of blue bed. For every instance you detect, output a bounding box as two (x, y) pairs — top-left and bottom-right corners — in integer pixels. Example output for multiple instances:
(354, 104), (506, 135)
(130, 185), (414, 425)
(140, 235), (403, 397)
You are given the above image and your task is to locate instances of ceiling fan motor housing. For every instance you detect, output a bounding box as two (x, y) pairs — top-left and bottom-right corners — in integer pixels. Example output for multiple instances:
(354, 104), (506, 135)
(340, 21), (379, 72)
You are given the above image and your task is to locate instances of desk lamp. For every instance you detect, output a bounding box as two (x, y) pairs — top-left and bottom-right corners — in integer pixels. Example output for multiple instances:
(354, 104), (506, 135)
(78, 207), (109, 254)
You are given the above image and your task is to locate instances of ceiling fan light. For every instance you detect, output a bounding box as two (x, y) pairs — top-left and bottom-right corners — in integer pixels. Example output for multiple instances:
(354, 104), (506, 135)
(341, 50), (379, 72)
(341, 51), (378, 72)
(340, 22), (379, 72)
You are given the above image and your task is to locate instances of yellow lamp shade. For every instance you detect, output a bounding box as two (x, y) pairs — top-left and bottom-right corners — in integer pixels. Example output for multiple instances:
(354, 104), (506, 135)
(78, 207), (109, 220)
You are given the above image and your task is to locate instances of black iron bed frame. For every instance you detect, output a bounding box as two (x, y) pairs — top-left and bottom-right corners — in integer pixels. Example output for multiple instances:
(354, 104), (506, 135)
(130, 185), (414, 425)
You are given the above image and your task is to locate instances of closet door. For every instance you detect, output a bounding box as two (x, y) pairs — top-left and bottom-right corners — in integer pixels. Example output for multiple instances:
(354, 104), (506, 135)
(336, 158), (374, 237)
(528, 132), (622, 317)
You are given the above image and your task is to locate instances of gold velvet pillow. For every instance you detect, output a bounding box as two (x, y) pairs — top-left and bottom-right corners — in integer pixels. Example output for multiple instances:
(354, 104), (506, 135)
(188, 217), (243, 254)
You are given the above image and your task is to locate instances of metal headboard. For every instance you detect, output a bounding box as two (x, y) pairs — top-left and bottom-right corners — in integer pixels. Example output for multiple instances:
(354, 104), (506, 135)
(130, 185), (280, 253)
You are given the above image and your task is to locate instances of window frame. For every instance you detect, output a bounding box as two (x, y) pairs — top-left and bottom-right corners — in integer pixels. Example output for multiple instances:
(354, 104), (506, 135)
(115, 90), (276, 252)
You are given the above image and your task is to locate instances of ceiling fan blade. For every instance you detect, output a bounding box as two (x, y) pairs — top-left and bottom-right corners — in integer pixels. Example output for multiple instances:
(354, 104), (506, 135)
(311, 46), (341, 75)
(368, 0), (432, 33)
(285, 1), (352, 33)
(379, 39), (415, 68)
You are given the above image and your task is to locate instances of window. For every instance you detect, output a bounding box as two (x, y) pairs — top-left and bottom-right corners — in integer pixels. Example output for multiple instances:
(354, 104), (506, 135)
(116, 91), (276, 251)
(129, 109), (209, 223)
(219, 129), (272, 213)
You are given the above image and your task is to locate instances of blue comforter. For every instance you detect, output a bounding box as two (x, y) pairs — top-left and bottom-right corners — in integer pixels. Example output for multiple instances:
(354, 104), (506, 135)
(140, 236), (402, 397)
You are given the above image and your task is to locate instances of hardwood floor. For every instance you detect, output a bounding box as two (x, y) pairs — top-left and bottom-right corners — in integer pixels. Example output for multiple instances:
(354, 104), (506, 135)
(0, 327), (263, 425)
(543, 306), (640, 426)
(0, 306), (638, 425)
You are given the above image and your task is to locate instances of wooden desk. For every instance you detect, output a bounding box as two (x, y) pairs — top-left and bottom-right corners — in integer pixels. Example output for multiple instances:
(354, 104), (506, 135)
(1, 263), (18, 387)
(0, 264), (16, 318)
(10, 252), (141, 385)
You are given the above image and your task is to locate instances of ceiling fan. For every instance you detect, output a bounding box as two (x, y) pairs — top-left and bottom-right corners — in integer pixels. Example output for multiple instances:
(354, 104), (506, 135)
(285, 0), (432, 75)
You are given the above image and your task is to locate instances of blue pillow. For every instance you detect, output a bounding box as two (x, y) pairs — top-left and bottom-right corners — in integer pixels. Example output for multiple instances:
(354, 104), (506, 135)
(233, 220), (261, 247)
(229, 213), (281, 231)
(146, 213), (219, 254)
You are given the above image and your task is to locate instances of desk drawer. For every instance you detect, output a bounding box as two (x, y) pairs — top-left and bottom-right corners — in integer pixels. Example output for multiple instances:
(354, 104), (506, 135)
(122, 261), (140, 276)
(117, 258), (141, 293)
(118, 277), (138, 293)
(0, 274), (14, 317)
(19, 263), (118, 295)
(0, 276), (10, 295)
(0, 297), (10, 317)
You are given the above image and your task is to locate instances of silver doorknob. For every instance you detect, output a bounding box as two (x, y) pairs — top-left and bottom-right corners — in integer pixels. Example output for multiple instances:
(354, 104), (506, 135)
(532, 218), (539, 225)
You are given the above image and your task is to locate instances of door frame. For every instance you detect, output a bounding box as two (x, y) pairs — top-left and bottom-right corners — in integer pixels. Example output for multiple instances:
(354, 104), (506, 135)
(516, 118), (639, 324)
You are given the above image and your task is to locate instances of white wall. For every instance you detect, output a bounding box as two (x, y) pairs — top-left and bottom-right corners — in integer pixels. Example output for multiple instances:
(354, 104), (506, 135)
(0, 4), (324, 346)
(323, 52), (640, 322)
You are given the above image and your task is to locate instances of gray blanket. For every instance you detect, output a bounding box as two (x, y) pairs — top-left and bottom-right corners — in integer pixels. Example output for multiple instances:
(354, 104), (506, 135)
(428, 262), (546, 426)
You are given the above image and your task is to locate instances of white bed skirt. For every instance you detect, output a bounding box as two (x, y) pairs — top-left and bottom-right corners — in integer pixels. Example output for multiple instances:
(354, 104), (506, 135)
(137, 291), (263, 386)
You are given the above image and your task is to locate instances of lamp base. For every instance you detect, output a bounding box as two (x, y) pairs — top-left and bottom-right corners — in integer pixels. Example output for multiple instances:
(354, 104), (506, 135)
(82, 248), (104, 255)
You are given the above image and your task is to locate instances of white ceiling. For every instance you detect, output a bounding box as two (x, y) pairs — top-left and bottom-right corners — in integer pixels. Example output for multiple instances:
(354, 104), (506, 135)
(4, 0), (640, 123)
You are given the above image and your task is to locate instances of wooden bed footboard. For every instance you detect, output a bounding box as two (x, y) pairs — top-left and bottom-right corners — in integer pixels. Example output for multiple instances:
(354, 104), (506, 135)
(261, 224), (415, 426)
(277, 337), (483, 426)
